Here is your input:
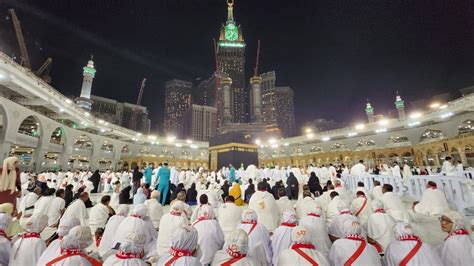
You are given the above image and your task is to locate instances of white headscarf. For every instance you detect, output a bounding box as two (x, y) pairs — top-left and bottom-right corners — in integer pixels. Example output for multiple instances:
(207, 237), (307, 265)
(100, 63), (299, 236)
(341, 218), (362, 236)
(116, 204), (130, 216)
(151, 190), (160, 199)
(393, 222), (415, 239)
(0, 203), (13, 214)
(60, 225), (93, 250)
(57, 217), (81, 237)
(197, 204), (215, 220)
(292, 225), (312, 244)
(305, 203), (322, 216)
(170, 201), (185, 215)
(227, 229), (249, 255)
(241, 208), (258, 223)
(0, 157), (18, 193)
(443, 211), (467, 231)
(171, 226), (198, 252)
(337, 201), (351, 214)
(130, 204), (148, 219)
(371, 199), (384, 211)
(120, 230), (146, 254)
(0, 213), (12, 230)
(25, 213), (48, 233)
(281, 209), (297, 224)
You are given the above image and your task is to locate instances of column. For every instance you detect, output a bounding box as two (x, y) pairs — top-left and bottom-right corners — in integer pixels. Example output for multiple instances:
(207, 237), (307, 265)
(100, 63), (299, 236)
(250, 76), (263, 123)
(222, 77), (232, 124)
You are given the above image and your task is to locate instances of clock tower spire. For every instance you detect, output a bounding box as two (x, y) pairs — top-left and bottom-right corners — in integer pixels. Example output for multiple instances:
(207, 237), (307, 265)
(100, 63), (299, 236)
(216, 0), (247, 125)
(227, 0), (234, 23)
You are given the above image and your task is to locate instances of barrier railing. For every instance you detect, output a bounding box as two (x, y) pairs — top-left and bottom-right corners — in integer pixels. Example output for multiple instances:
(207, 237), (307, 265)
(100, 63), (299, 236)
(343, 174), (473, 212)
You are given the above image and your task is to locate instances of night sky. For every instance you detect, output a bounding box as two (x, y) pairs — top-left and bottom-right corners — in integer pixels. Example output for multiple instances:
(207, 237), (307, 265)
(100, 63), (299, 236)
(1, 0), (473, 132)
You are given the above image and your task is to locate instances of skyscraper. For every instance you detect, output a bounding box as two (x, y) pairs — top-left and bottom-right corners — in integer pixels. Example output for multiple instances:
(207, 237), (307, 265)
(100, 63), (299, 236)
(164, 79), (193, 134)
(181, 104), (217, 141)
(262, 82), (296, 137)
(75, 57), (96, 109)
(216, 0), (247, 123)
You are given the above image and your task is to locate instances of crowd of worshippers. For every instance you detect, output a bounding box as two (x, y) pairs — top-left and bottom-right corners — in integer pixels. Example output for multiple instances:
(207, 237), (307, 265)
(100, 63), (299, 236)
(0, 156), (474, 265)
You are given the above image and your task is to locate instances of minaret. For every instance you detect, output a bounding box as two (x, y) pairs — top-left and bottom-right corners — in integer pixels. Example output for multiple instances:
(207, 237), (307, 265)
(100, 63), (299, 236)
(365, 100), (374, 123)
(250, 40), (262, 123)
(75, 56), (96, 109)
(250, 76), (262, 123)
(222, 77), (232, 124)
(394, 92), (406, 121)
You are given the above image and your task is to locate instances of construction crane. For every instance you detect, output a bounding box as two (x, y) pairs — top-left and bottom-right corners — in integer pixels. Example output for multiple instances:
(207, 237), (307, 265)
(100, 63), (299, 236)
(253, 40), (261, 77)
(213, 39), (223, 132)
(129, 78), (147, 131)
(8, 8), (53, 83)
(9, 8), (31, 69)
(35, 57), (52, 83)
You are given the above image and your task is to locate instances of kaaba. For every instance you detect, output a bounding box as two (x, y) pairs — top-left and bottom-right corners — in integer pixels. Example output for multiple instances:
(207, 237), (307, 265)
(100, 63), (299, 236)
(208, 132), (259, 170)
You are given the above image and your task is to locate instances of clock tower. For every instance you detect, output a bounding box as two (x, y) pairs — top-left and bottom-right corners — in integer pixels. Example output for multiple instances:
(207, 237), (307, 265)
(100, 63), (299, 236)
(217, 0), (247, 124)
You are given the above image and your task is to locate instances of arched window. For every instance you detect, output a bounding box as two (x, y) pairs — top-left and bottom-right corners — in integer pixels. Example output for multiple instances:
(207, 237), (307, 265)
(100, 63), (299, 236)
(309, 146), (322, 153)
(331, 143), (346, 151)
(18, 116), (40, 138)
(73, 135), (93, 151)
(458, 120), (473, 135)
(101, 141), (114, 153)
(419, 129), (444, 143)
(50, 127), (65, 145)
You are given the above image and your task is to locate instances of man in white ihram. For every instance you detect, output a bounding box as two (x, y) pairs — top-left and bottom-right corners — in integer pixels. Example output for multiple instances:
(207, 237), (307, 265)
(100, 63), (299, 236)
(217, 195), (243, 239)
(441, 156), (456, 176)
(248, 181), (280, 231)
(350, 160), (367, 176)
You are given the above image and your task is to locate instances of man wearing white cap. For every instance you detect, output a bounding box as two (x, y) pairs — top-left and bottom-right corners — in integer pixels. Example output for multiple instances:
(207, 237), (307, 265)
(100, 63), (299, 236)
(103, 230), (147, 266)
(248, 181), (279, 231)
(114, 204), (157, 258)
(99, 204), (129, 256)
(9, 213), (48, 266)
(44, 225), (101, 265)
(238, 208), (272, 265)
(299, 203), (331, 256)
(366, 200), (396, 252)
(144, 190), (163, 230)
(37, 217), (81, 266)
(438, 210), (473, 265)
(329, 219), (381, 266)
(192, 205), (225, 265)
(157, 226), (201, 266)
(384, 222), (442, 266)
(0, 213), (12, 265)
(278, 225), (330, 266)
(211, 229), (259, 265)
(271, 209), (298, 266)
(156, 201), (189, 256)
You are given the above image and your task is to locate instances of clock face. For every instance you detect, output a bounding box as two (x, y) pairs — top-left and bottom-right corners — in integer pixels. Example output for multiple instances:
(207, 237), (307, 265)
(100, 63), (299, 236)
(225, 23), (238, 41)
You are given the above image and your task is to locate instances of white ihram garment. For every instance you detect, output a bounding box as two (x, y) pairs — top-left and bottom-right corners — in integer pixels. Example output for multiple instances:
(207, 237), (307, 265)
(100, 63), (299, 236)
(239, 222), (272, 265)
(248, 191), (279, 231)
(156, 214), (188, 256)
(88, 203), (110, 233)
(217, 202), (243, 239)
(380, 192), (410, 222)
(193, 219), (225, 264)
(144, 198), (163, 230)
(351, 196), (372, 226)
(271, 212), (297, 266)
(413, 188), (449, 216)
(62, 199), (88, 226)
